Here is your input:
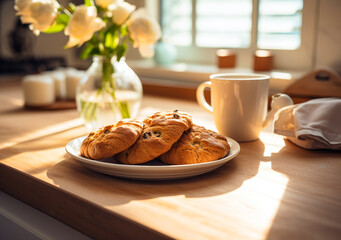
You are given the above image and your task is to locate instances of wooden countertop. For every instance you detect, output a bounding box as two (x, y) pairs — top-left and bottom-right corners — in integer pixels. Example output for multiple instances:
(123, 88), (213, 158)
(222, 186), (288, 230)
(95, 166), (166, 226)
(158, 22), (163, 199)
(0, 80), (340, 240)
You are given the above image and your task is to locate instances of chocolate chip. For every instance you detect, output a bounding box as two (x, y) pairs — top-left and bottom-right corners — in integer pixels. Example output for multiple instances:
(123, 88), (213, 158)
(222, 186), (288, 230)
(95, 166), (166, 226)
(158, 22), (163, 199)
(173, 109), (178, 112)
(104, 129), (110, 134)
(153, 131), (161, 137)
(173, 113), (180, 119)
(143, 131), (152, 139)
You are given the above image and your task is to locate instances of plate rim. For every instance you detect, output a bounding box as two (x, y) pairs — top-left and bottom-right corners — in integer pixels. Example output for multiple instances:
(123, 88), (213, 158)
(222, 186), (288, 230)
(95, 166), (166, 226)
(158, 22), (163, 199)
(65, 135), (240, 179)
(66, 136), (240, 168)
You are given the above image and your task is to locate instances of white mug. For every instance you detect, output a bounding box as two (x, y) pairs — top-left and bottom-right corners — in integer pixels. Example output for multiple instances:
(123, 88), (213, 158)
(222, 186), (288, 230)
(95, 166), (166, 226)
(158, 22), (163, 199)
(196, 73), (293, 142)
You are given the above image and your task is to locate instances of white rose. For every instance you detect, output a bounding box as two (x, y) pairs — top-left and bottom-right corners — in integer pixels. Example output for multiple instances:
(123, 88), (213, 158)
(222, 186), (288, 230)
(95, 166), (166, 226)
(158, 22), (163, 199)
(65, 5), (105, 48)
(15, 0), (58, 36)
(95, 0), (121, 9)
(108, 1), (136, 25)
(14, 0), (32, 15)
(127, 9), (161, 57)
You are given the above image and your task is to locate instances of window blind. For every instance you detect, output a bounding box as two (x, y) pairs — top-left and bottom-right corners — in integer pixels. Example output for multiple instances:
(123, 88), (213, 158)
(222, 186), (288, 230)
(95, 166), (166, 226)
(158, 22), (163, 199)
(161, 0), (303, 50)
(257, 0), (303, 50)
(161, 0), (192, 46)
(196, 0), (252, 48)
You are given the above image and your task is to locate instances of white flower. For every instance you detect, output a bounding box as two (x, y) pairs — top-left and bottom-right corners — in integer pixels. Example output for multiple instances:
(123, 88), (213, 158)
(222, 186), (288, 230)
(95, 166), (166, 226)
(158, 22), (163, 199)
(14, 0), (32, 15)
(15, 0), (58, 36)
(64, 5), (105, 48)
(127, 9), (161, 57)
(108, 1), (135, 25)
(95, 0), (120, 9)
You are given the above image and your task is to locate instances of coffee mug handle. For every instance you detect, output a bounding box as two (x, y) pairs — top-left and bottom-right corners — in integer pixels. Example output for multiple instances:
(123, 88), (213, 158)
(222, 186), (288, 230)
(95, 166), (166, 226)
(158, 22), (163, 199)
(196, 81), (213, 113)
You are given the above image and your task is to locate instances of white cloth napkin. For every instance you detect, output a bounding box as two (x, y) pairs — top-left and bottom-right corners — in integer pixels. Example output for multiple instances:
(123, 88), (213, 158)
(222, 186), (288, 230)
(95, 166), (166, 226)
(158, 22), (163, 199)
(273, 98), (341, 150)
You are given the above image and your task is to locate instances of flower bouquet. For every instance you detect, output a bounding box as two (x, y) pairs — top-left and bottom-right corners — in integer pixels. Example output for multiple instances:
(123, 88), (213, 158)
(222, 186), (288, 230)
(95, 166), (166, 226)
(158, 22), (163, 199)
(15, 0), (161, 130)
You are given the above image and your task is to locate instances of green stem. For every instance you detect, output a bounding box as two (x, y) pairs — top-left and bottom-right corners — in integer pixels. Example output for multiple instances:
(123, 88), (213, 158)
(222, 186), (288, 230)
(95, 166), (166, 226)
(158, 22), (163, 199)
(80, 88), (102, 123)
(102, 56), (131, 119)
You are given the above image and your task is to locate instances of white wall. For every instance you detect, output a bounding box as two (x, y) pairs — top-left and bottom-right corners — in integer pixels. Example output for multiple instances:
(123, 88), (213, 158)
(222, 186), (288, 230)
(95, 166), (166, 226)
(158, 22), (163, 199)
(0, 0), (82, 68)
(315, 0), (341, 74)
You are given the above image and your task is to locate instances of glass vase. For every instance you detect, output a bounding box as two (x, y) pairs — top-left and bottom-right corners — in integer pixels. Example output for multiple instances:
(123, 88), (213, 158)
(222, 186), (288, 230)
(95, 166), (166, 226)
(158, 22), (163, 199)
(76, 56), (142, 132)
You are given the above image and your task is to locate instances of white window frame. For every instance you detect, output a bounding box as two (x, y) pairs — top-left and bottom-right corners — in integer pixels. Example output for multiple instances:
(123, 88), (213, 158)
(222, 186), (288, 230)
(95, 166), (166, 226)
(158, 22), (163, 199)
(147, 0), (319, 71)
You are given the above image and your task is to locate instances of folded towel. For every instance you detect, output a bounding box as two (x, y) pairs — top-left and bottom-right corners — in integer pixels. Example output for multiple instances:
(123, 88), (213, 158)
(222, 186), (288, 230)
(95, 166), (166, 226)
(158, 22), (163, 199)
(274, 98), (341, 150)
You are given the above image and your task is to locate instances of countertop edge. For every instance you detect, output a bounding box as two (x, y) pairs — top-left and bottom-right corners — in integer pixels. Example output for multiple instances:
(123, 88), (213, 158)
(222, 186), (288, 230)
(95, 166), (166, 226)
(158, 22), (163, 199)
(0, 163), (173, 240)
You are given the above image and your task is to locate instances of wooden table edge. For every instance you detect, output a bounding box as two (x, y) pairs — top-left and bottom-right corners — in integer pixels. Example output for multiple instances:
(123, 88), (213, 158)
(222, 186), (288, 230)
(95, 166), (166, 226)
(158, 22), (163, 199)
(0, 163), (173, 240)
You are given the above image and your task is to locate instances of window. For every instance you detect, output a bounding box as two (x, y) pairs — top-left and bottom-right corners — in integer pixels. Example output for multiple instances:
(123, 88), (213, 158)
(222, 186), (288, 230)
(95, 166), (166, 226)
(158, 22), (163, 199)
(158, 0), (317, 70)
(257, 0), (303, 50)
(161, 0), (192, 46)
(162, 0), (253, 48)
(196, 0), (252, 48)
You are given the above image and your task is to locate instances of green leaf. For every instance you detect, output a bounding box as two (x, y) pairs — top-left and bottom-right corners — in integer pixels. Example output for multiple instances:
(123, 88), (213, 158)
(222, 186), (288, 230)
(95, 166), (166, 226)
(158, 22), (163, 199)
(80, 44), (94, 59)
(84, 0), (94, 7)
(104, 32), (113, 48)
(116, 44), (128, 61)
(112, 34), (119, 49)
(43, 13), (70, 33)
(120, 25), (128, 37)
(80, 43), (101, 59)
(57, 13), (70, 25)
(104, 24), (120, 53)
(43, 24), (65, 33)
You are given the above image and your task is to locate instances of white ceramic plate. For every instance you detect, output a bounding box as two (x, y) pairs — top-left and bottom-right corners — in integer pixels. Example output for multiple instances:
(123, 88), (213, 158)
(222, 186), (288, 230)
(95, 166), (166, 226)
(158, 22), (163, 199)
(65, 136), (240, 180)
